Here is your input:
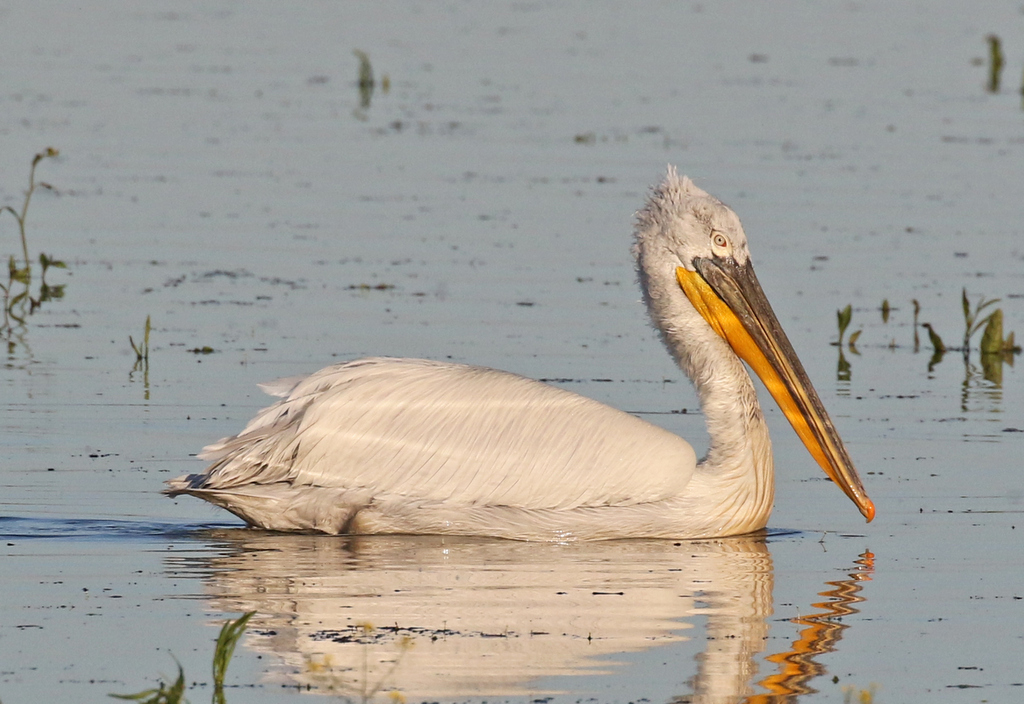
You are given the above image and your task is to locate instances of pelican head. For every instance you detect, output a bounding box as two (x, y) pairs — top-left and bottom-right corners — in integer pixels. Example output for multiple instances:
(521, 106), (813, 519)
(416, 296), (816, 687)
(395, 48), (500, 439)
(634, 168), (874, 522)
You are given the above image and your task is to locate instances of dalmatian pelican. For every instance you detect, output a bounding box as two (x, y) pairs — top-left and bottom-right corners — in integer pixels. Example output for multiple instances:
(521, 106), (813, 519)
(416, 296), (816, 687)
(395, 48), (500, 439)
(166, 168), (874, 540)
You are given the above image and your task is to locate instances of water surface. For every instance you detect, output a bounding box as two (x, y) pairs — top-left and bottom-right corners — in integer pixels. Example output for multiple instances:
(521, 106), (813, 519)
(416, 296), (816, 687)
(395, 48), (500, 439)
(2, 1), (1023, 702)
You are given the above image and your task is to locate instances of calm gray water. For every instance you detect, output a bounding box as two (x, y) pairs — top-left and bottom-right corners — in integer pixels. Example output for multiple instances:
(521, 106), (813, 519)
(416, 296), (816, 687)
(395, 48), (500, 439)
(2, 1), (1022, 702)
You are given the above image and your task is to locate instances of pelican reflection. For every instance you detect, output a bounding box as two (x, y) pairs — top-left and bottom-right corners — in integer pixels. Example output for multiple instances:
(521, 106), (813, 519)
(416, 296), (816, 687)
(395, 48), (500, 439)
(168, 532), (872, 701)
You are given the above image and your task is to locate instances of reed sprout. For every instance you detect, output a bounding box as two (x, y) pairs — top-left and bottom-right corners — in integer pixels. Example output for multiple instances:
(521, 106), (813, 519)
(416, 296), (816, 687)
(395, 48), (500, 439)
(130, 315), (152, 364)
(846, 328), (862, 353)
(961, 288), (1000, 353)
(833, 304), (862, 353)
(835, 304), (852, 346)
(986, 34), (1004, 93)
(352, 49), (388, 117)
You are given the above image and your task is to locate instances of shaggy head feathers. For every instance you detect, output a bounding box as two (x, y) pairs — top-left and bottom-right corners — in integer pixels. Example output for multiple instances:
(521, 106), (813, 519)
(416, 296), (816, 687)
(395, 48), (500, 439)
(632, 166), (750, 271)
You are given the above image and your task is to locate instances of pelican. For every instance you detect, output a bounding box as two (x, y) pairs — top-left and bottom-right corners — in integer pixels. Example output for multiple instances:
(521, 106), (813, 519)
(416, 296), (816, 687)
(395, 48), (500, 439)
(166, 168), (874, 540)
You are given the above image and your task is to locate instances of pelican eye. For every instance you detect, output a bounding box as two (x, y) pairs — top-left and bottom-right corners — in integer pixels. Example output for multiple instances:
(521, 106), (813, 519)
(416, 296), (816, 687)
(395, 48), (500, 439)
(711, 232), (729, 249)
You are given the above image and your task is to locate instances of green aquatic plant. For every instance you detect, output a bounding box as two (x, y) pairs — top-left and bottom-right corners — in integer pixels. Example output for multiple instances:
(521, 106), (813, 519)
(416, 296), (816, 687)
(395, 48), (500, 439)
(129, 315), (152, 400)
(961, 287), (1000, 353)
(837, 348), (851, 382)
(1, 148), (67, 345)
(846, 329), (862, 354)
(911, 298), (921, 351)
(986, 34), (1004, 93)
(978, 309), (1020, 386)
(915, 290), (1018, 357)
(213, 611), (254, 704)
(835, 304), (852, 346)
(2, 256), (27, 329)
(110, 662), (186, 704)
(354, 49), (374, 108)
(922, 322), (946, 372)
(1, 147), (59, 271)
(833, 305), (862, 352)
(979, 308), (1020, 355)
(130, 315), (152, 365)
(832, 293), (1016, 378)
(921, 322), (945, 353)
(2, 252), (67, 330)
(351, 50), (389, 118)
(833, 305), (860, 380)
(112, 611), (256, 704)
(35, 252), (67, 305)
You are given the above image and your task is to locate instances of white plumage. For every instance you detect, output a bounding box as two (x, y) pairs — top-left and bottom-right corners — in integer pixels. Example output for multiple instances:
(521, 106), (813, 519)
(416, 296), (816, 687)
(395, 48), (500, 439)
(166, 168), (873, 540)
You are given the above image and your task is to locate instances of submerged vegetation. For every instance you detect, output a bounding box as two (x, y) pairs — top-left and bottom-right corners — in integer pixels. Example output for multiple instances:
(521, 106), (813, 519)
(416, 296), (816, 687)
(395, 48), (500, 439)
(1, 148), (66, 346)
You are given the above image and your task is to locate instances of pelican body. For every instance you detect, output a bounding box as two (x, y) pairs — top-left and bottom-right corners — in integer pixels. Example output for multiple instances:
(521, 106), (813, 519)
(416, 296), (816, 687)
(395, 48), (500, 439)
(166, 169), (874, 540)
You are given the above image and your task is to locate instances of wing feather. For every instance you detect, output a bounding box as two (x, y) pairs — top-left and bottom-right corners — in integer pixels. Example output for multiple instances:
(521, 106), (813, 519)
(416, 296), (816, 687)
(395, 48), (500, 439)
(182, 357), (696, 511)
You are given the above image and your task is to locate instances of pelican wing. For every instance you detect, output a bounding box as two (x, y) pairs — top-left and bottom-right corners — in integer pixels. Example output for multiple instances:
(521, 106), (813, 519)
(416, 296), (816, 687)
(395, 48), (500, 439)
(182, 357), (696, 511)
